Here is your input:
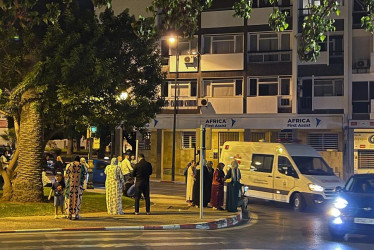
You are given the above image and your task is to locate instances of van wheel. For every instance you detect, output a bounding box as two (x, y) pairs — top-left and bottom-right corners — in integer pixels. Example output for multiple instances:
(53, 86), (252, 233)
(293, 193), (306, 212)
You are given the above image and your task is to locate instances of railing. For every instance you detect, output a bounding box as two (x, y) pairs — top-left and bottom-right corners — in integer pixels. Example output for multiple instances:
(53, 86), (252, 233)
(163, 98), (198, 109)
(248, 50), (292, 63)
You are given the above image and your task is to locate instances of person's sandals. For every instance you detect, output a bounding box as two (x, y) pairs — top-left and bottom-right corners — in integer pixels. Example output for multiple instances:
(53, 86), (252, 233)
(134, 212), (139, 215)
(146, 212), (151, 215)
(54, 215), (58, 219)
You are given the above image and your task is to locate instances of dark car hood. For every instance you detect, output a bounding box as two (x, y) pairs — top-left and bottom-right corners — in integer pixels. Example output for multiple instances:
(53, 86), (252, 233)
(340, 192), (374, 208)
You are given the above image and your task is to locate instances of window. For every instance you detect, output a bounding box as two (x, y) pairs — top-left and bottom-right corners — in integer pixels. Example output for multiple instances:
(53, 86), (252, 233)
(203, 79), (243, 97)
(251, 154), (274, 173)
(278, 156), (294, 175)
(248, 77), (291, 97)
(292, 156), (334, 176)
(139, 132), (151, 150)
(161, 37), (198, 56)
(219, 132), (239, 147)
(358, 151), (374, 169)
(203, 34), (243, 54)
(352, 81), (374, 115)
(182, 132), (196, 149)
(307, 133), (339, 151)
(314, 79), (343, 97)
(166, 81), (198, 98)
(248, 33), (291, 62)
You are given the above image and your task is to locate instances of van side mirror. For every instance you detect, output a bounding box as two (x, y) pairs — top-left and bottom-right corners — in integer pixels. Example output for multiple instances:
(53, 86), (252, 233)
(334, 186), (342, 193)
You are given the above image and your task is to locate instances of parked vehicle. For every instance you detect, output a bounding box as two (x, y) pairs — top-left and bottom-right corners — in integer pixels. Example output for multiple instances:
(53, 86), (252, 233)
(328, 174), (374, 240)
(220, 141), (345, 211)
(92, 159), (110, 184)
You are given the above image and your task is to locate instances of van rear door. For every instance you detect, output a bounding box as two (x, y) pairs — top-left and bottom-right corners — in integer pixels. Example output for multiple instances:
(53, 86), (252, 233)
(247, 154), (275, 200)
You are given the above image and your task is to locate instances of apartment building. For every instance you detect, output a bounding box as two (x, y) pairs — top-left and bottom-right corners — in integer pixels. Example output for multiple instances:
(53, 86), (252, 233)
(136, 0), (363, 182)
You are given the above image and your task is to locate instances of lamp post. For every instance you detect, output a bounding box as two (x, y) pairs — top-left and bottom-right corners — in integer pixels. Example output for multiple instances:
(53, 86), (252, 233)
(169, 36), (178, 182)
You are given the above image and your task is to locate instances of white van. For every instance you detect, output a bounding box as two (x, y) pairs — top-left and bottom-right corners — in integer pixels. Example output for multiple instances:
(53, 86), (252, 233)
(220, 141), (345, 211)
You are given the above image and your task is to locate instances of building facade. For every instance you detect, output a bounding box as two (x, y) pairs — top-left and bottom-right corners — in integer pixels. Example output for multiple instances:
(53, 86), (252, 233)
(135, 0), (374, 182)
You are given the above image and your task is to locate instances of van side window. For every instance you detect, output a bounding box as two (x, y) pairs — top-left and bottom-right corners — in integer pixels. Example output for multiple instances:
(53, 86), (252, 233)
(251, 154), (274, 173)
(278, 156), (294, 175)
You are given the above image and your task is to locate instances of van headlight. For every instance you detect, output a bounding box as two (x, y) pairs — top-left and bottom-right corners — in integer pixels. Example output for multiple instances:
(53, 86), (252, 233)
(308, 183), (324, 192)
(334, 197), (348, 209)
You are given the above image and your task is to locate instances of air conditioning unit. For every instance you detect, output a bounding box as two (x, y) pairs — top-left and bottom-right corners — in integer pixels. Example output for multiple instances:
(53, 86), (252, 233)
(183, 55), (197, 64)
(279, 97), (291, 107)
(198, 98), (208, 107)
(357, 60), (369, 68)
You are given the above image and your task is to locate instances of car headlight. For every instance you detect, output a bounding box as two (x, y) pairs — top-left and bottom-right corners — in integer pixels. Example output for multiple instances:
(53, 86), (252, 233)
(334, 197), (348, 209)
(329, 207), (341, 217)
(308, 183), (324, 192)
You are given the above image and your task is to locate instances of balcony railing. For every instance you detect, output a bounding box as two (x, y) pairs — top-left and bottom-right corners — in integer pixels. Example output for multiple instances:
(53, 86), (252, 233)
(163, 97), (198, 109)
(248, 50), (292, 63)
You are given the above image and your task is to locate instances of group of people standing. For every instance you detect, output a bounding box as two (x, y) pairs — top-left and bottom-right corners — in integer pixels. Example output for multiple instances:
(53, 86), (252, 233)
(185, 160), (242, 212)
(48, 156), (88, 220)
(105, 153), (152, 215)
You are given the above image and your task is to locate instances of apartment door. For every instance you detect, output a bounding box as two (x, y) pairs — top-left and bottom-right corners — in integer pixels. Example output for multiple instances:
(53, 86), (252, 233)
(298, 79), (312, 113)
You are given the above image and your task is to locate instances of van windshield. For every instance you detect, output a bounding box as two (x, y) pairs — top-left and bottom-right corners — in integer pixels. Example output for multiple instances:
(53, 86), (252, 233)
(292, 156), (334, 176)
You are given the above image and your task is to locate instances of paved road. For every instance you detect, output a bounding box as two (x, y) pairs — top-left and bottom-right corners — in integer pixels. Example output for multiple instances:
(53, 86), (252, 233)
(2, 198), (374, 249)
(2, 182), (374, 249)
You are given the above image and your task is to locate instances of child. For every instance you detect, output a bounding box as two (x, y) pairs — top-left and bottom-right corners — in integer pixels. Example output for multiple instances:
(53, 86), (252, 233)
(48, 172), (66, 219)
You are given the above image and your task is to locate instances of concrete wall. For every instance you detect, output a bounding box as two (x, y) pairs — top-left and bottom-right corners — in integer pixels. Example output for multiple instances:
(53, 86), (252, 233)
(139, 130), (159, 178)
(201, 54), (244, 71)
(201, 10), (243, 28)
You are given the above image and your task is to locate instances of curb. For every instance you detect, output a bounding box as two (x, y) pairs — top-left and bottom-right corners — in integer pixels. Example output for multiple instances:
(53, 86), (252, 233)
(0, 211), (242, 234)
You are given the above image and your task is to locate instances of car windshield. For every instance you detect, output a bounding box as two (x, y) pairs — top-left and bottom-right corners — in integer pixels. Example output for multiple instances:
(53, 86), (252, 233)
(292, 156), (334, 176)
(346, 176), (374, 194)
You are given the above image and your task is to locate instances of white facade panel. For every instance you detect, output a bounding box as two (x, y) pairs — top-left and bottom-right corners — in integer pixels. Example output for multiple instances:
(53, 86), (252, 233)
(247, 8), (272, 26)
(313, 96), (345, 110)
(201, 54), (244, 71)
(204, 97), (243, 114)
(246, 96), (278, 113)
(169, 55), (198, 72)
(201, 10), (243, 28)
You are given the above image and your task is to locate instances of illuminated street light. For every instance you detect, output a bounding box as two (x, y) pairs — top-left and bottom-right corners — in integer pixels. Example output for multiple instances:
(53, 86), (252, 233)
(169, 35), (178, 182)
(119, 91), (129, 100)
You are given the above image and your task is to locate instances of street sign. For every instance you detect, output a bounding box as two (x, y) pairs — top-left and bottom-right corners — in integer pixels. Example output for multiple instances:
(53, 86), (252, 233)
(93, 138), (100, 149)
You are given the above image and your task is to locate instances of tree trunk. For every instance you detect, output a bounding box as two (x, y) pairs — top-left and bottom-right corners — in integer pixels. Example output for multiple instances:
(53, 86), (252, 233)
(67, 136), (73, 155)
(0, 169), (12, 201)
(76, 136), (81, 152)
(12, 89), (44, 202)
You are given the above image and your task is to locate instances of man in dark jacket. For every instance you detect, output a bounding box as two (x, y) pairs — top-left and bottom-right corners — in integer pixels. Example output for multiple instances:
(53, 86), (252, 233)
(132, 154), (153, 215)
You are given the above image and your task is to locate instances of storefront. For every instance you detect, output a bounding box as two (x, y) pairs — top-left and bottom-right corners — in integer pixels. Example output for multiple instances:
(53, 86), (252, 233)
(141, 114), (344, 181)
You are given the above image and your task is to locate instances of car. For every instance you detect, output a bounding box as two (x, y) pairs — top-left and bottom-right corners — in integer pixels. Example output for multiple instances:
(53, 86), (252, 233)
(328, 174), (374, 240)
(92, 159), (110, 184)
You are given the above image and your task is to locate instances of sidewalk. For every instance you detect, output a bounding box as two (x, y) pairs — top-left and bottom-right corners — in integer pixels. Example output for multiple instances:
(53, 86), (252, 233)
(0, 182), (243, 232)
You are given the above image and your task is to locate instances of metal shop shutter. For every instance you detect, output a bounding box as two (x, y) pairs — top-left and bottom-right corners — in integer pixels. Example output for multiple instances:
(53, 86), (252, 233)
(307, 133), (339, 151)
(358, 150), (374, 169)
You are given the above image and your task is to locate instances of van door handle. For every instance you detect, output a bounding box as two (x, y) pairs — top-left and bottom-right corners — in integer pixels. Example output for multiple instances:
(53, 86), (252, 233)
(267, 175), (272, 177)
(275, 177), (281, 179)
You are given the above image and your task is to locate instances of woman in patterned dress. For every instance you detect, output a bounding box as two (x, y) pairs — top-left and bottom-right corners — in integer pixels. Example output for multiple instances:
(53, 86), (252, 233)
(105, 158), (125, 215)
(65, 156), (87, 220)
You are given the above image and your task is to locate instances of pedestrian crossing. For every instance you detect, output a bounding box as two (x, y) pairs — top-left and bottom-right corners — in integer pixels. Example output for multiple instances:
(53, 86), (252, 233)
(0, 231), (225, 249)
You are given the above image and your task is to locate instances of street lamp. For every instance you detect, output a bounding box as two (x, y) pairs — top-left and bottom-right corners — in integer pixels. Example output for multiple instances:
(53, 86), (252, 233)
(169, 35), (179, 181)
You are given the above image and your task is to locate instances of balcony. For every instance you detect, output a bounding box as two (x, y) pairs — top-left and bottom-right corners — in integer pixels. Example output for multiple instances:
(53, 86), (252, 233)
(200, 97), (243, 114)
(169, 55), (198, 73)
(200, 53), (244, 71)
(298, 51), (329, 65)
(248, 51), (291, 63)
(246, 96), (292, 114)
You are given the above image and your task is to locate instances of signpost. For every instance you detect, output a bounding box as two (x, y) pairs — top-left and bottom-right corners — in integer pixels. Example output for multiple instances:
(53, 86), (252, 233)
(87, 126), (96, 189)
(200, 125), (206, 219)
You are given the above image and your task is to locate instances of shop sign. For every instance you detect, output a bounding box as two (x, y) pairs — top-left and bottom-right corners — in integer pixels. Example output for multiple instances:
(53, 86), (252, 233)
(354, 133), (374, 149)
(203, 118), (236, 128)
(286, 118), (321, 128)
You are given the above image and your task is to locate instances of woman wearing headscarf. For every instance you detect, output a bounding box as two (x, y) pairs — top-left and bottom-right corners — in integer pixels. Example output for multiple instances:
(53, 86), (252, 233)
(186, 160), (196, 206)
(80, 158), (90, 190)
(210, 162), (225, 210)
(225, 160), (242, 212)
(105, 158), (125, 215)
(192, 162), (212, 207)
(65, 156), (87, 220)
